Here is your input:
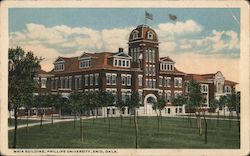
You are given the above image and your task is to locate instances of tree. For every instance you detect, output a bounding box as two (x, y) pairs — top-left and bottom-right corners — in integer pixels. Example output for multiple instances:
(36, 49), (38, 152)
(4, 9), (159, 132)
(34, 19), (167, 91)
(8, 47), (42, 148)
(219, 95), (227, 120)
(105, 92), (115, 134)
(172, 94), (187, 115)
(152, 95), (166, 132)
(209, 98), (219, 126)
(130, 91), (140, 148)
(186, 80), (205, 136)
(48, 94), (63, 125)
(116, 95), (125, 128)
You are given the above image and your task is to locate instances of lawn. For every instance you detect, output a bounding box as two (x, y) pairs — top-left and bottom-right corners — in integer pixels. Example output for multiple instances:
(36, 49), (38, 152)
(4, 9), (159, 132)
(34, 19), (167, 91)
(8, 116), (240, 149)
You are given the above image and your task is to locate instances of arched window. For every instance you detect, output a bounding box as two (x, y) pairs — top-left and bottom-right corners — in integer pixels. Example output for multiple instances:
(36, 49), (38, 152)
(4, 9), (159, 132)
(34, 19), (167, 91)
(147, 31), (154, 39)
(132, 30), (139, 39)
(225, 86), (231, 93)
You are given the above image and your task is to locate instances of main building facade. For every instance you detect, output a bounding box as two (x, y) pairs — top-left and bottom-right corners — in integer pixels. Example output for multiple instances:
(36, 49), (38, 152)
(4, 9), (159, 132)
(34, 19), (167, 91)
(38, 24), (237, 116)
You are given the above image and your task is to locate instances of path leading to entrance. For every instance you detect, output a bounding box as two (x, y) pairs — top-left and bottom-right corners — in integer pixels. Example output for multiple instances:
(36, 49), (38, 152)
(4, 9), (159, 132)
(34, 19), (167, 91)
(8, 116), (93, 131)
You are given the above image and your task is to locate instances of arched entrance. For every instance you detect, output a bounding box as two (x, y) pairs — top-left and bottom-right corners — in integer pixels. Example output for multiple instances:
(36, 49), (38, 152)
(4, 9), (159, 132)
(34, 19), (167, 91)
(144, 94), (157, 114)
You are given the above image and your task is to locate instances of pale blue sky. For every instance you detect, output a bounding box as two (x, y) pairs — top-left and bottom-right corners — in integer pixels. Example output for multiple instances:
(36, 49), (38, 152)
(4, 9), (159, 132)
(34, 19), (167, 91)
(9, 8), (240, 60)
(9, 8), (240, 33)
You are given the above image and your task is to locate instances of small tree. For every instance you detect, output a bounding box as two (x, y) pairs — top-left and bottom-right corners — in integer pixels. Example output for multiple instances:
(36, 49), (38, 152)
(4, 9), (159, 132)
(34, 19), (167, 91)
(130, 91), (140, 148)
(219, 95), (227, 120)
(187, 80), (204, 135)
(116, 95), (125, 128)
(210, 98), (219, 126)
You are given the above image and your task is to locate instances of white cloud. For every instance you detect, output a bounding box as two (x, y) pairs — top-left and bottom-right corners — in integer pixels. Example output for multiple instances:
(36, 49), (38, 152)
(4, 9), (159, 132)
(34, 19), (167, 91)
(9, 19), (239, 73)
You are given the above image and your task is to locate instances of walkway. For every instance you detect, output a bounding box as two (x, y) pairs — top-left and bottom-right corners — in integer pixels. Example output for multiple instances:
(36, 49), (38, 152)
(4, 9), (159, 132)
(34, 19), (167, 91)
(8, 116), (93, 131)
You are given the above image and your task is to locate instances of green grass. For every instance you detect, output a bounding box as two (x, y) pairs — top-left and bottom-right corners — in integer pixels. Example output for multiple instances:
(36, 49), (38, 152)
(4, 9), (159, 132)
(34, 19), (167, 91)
(8, 118), (44, 127)
(8, 116), (240, 149)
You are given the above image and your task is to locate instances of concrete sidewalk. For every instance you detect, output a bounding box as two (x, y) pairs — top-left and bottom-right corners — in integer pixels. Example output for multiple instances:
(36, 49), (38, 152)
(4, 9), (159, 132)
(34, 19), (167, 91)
(8, 116), (93, 131)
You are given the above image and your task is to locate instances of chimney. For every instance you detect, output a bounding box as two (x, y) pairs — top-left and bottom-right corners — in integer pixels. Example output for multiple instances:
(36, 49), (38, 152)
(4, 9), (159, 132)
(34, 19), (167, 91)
(118, 48), (123, 52)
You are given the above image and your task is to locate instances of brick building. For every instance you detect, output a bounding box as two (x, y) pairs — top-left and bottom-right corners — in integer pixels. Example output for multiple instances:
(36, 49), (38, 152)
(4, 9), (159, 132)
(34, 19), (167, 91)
(37, 24), (237, 116)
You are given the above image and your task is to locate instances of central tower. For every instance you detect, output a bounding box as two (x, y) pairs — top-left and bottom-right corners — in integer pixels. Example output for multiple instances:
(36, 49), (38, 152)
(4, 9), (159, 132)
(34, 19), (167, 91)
(128, 24), (159, 108)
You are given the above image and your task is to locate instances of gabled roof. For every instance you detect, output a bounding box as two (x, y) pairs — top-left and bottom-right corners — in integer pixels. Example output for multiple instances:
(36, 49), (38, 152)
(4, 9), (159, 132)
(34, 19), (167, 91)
(159, 56), (175, 63)
(110, 52), (132, 59)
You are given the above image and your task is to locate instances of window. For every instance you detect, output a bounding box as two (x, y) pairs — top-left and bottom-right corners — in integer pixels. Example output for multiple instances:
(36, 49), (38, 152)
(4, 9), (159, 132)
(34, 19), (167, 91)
(55, 78), (58, 90)
(138, 75), (143, 86)
(111, 74), (116, 85)
(174, 77), (182, 88)
(79, 59), (91, 68)
(90, 74), (93, 86)
(127, 75), (131, 86)
(201, 84), (208, 93)
(75, 75), (82, 89)
(84, 75), (89, 86)
(225, 86), (231, 93)
(167, 92), (171, 103)
(159, 76), (163, 87)
(106, 74), (111, 85)
(122, 92), (126, 102)
(60, 77), (64, 88)
(41, 78), (47, 88)
(121, 76), (126, 86)
(114, 59), (130, 67)
(51, 78), (55, 90)
(168, 108), (171, 114)
(147, 31), (154, 39)
(54, 63), (64, 71)
(132, 30), (139, 39)
(95, 73), (99, 85)
(65, 77), (68, 88)
(69, 76), (72, 89)
(166, 77), (171, 87)
(115, 59), (118, 66)
(179, 108), (182, 113)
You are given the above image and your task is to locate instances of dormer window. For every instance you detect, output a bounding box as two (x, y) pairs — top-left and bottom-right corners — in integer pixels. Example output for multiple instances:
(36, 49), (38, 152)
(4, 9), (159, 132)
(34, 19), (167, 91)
(147, 31), (154, 39)
(113, 58), (130, 68)
(54, 63), (64, 71)
(132, 30), (139, 40)
(80, 59), (91, 68)
(160, 63), (174, 71)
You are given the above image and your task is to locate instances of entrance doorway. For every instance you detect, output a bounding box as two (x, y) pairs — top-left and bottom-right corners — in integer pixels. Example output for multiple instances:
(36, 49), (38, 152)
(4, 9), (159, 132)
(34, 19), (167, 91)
(144, 94), (157, 114)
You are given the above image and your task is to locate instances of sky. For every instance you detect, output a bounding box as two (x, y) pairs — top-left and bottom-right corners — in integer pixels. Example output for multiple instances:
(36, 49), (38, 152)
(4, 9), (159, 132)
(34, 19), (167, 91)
(9, 8), (240, 89)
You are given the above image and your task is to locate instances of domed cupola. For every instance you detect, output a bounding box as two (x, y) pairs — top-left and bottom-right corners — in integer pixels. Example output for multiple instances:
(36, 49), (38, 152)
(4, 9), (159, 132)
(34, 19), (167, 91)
(128, 25), (158, 42)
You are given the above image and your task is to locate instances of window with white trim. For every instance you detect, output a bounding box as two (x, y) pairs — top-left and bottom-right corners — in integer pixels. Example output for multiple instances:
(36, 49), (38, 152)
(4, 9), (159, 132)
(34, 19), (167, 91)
(167, 92), (171, 104)
(60, 77), (64, 88)
(121, 75), (126, 86)
(111, 74), (116, 85)
(159, 76), (163, 87)
(225, 86), (231, 94)
(41, 78), (47, 88)
(132, 30), (139, 39)
(79, 59), (91, 68)
(114, 58), (130, 68)
(160, 63), (174, 71)
(106, 73), (111, 85)
(127, 75), (131, 86)
(147, 31), (154, 39)
(95, 73), (99, 85)
(166, 77), (171, 87)
(174, 77), (182, 88)
(69, 76), (72, 89)
(75, 75), (82, 89)
(84, 75), (89, 86)
(138, 75), (143, 86)
(89, 74), (93, 86)
(201, 84), (208, 93)
(54, 63), (64, 71)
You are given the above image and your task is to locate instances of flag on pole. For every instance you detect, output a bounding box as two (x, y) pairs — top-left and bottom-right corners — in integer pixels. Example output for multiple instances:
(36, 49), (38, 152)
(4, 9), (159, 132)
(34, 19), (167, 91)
(168, 14), (177, 21)
(145, 11), (153, 20)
